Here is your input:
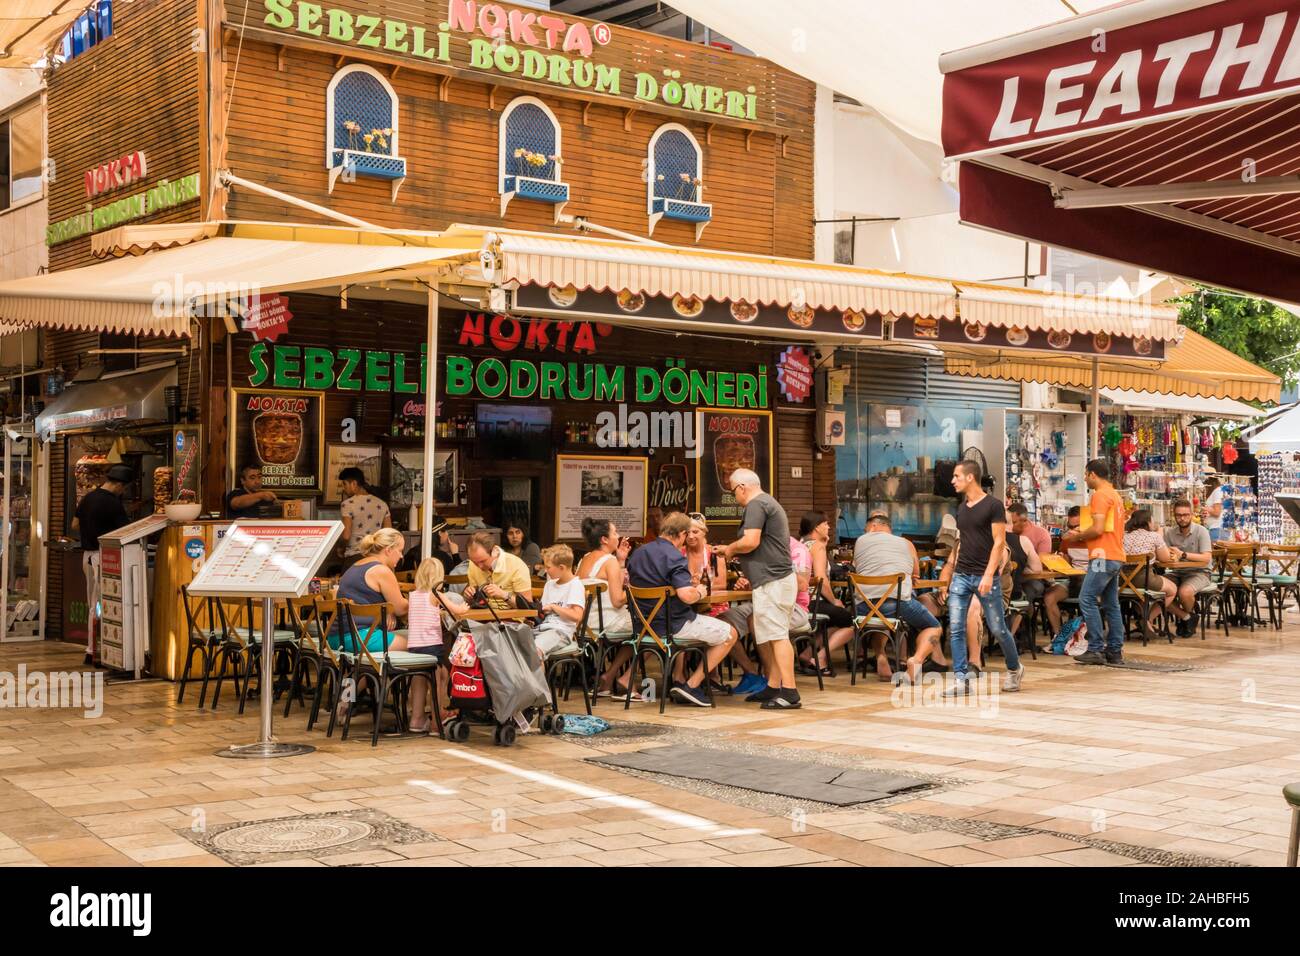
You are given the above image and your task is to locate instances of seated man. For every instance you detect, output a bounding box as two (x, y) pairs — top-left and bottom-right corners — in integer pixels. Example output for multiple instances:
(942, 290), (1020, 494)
(626, 511), (738, 708)
(1162, 499), (1213, 636)
(1008, 502), (1068, 635)
(854, 511), (944, 684)
(463, 531), (532, 611)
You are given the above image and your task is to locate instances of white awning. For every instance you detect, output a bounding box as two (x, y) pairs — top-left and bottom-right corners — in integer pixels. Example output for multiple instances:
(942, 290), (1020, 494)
(483, 229), (957, 319)
(1249, 404), (1300, 453)
(1099, 388), (1262, 421)
(0, 237), (477, 337)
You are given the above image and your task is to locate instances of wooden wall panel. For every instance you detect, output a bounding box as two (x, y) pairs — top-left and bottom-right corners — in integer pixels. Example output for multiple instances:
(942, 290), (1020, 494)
(218, 2), (815, 258)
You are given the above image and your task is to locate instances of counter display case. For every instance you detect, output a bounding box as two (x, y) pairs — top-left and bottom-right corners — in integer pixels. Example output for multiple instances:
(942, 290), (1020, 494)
(3, 424), (44, 642)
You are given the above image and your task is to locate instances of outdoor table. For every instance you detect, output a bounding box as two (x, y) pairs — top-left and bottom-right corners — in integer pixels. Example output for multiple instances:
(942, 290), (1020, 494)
(1024, 569), (1083, 580)
(911, 579), (945, 590)
(700, 589), (752, 604)
(1158, 560), (1211, 571)
(461, 608), (538, 622)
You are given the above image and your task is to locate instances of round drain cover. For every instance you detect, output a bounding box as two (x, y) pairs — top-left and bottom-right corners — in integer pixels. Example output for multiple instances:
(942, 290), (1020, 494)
(213, 818), (373, 854)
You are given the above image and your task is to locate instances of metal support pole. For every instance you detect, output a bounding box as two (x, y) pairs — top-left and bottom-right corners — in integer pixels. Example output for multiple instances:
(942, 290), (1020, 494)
(1090, 356), (1100, 461)
(421, 287), (440, 560)
(216, 596), (314, 758)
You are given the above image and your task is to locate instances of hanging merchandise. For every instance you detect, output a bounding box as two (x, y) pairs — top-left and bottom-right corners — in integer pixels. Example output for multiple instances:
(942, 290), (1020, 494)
(1065, 474), (1078, 491)
(1104, 423), (1123, 448)
(1222, 441), (1239, 465)
(1052, 430), (1066, 453)
(1040, 448), (1058, 469)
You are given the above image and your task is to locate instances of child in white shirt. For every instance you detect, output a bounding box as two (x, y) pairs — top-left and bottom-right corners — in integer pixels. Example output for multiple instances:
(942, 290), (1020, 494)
(535, 545), (586, 659)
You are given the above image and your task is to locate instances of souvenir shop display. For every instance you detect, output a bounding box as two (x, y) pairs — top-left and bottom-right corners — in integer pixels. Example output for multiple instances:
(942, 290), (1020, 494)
(1255, 453), (1300, 544)
(1001, 411), (1081, 534)
(1219, 480), (1259, 541)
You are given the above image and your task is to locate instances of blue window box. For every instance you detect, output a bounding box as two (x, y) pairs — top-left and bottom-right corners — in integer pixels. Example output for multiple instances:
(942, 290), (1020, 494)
(501, 175), (570, 222)
(649, 196), (713, 241)
(328, 148), (407, 201)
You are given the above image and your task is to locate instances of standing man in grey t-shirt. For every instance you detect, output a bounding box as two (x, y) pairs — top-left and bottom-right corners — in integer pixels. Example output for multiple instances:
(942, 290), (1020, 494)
(719, 468), (800, 710)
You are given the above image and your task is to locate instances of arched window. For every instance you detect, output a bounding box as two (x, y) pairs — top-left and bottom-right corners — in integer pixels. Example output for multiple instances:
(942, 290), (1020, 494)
(647, 124), (711, 240)
(325, 64), (406, 201)
(499, 96), (569, 221)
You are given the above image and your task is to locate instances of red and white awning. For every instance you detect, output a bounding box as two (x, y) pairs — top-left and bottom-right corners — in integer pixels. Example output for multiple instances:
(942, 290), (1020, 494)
(941, 0), (1300, 303)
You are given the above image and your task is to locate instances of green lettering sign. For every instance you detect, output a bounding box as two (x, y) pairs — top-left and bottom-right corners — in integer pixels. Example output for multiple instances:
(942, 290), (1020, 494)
(272, 344), (302, 388)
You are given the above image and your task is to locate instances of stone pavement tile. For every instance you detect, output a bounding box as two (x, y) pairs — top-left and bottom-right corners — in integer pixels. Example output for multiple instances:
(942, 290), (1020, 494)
(1164, 822), (1256, 844)
(118, 842), (211, 863)
(962, 855), (1072, 867)
(643, 841), (732, 861)
(447, 848), (541, 866)
(513, 855), (603, 867)
(146, 854), (230, 867)
(377, 857), (469, 867)
(971, 809), (1050, 827)
(1044, 848), (1140, 866)
(824, 822), (899, 840)
(725, 847), (834, 867)
(871, 831), (979, 852)
(519, 840), (603, 859)
(0, 847), (44, 864)
(647, 858), (737, 867)
(977, 834), (1087, 858)
(797, 860), (860, 866)
(1160, 839), (1254, 861)
(24, 836), (115, 863)
(393, 842), (465, 860)
(1105, 813), (1177, 831)
(913, 845), (1008, 866)
(453, 833), (538, 852)
(574, 847), (663, 866)
(249, 858), (327, 867)
(783, 833), (940, 867)
(1232, 849), (1286, 866)
(579, 832), (665, 851)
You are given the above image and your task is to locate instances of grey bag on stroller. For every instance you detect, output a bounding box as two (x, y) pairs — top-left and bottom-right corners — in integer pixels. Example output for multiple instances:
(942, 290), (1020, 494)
(469, 619), (550, 720)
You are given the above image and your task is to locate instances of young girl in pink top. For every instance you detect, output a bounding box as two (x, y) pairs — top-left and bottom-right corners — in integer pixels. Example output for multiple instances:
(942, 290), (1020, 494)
(391, 558), (466, 733)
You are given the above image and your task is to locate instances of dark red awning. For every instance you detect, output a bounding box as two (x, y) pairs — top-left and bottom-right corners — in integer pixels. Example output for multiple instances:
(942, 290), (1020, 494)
(941, 0), (1300, 302)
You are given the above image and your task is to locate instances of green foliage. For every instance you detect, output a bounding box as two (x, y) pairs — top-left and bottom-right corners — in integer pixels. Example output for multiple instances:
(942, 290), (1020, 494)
(1177, 288), (1300, 388)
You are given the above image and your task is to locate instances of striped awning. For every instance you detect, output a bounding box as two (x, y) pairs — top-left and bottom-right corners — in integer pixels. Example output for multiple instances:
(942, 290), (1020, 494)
(944, 327), (1280, 403)
(955, 281), (1182, 341)
(0, 237), (477, 337)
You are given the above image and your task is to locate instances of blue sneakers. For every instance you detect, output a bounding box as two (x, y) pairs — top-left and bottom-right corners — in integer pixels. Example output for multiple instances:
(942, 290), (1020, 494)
(734, 672), (767, 696)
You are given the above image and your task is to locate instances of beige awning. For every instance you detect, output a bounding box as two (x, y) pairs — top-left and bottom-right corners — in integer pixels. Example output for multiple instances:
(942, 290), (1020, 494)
(477, 228), (958, 320)
(0, 237), (478, 337)
(944, 328), (1280, 404)
(955, 281), (1183, 341)
(0, 0), (88, 66)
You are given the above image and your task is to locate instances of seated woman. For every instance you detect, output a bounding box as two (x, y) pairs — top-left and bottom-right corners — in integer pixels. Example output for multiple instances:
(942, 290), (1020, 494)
(577, 517), (640, 700)
(1122, 508), (1179, 639)
(682, 512), (764, 695)
(331, 528), (409, 653)
(388, 557), (468, 732)
(796, 510), (857, 677)
(504, 523), (544, 577)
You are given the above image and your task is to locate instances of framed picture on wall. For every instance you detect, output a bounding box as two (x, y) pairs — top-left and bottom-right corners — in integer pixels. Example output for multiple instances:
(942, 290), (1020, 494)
(555, 455), (648, 541)
(230, 388), (325, 495)
(384, 448), (458, 510)
(323, 443), (383, 505)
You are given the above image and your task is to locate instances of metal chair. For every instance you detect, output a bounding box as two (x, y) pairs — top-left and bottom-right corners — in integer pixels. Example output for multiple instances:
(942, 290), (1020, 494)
(1259, 544), (1300, 628)
(1117, 554), (1170, 646)
(791, 575), (828, 691)
(336, 600), (441, 746)
(176, 585), (224, 707)
(1219, 542), (1272, 632)
(209, 598), (297, 713)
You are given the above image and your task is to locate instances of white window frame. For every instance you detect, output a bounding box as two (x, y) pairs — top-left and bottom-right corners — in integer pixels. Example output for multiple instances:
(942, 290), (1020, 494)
(324, 63), (400, 168)
(646, 122), (703, 215)
(498, 95), (563, 188)
(0, 95), (46, 216)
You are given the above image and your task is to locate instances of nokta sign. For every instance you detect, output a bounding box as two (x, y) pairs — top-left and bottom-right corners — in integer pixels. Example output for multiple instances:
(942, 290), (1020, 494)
(84, 151), (148, 198)
(941, 1), (1300, 156)
(262, 0), (762, 121)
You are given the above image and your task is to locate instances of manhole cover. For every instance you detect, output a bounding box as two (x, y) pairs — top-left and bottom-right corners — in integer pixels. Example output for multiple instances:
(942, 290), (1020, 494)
(597, 723), (671, 740)
(212, 818), (373, 854)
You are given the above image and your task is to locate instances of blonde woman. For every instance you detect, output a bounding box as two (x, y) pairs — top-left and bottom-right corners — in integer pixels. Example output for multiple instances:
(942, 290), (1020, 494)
(389, 557), (466, 733)
(331, 528), (409, 653)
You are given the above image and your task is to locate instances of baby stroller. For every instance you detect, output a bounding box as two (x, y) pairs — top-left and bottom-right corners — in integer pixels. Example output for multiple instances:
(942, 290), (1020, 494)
(437, 594), (564, 746)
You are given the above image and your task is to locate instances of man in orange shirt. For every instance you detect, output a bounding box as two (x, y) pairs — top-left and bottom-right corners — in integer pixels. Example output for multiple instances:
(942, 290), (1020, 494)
(1063, 459), (1127, 665)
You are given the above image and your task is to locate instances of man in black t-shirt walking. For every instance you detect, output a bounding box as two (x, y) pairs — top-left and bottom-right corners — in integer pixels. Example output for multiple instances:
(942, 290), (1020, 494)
(938, 460), (1025, 694)
(73, 464), (133, 667)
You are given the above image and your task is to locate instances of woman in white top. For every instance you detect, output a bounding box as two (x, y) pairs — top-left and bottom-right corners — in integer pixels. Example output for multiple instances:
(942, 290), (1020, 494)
(1122, 508), (1178, 637)
(576, 517), (640, 699)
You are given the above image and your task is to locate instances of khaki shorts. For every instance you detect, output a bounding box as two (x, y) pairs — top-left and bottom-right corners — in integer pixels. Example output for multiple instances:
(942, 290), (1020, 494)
(752, 573), (798, 645)
(675, 614), (733, 646)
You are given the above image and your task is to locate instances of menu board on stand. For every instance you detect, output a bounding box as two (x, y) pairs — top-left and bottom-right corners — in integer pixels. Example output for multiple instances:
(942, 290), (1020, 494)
(187, 520), (343, 757)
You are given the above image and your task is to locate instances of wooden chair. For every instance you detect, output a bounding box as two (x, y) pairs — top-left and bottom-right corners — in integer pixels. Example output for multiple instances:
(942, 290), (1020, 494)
(1219, 542), (1272, 632)
(335, 600), (441, 746)
(176, 585), (224, 707)
(1260, 544), (1300, 627)
(623, 585), (712, 713)
(302, 597), (344, 732)
(282, 594), (333, 722)
(1117, 554), (1169, 646)
(394, 570), (415, 584)
(847, 572), (907, 686)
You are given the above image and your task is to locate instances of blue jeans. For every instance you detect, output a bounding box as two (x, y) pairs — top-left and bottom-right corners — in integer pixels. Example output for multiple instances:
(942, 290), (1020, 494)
(1079, 559), (1125, 654)
(947, 573), (1020, 680)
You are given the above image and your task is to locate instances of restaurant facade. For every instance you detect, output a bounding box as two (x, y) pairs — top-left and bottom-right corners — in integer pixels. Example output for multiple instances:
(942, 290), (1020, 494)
(32, 0), (829, 653)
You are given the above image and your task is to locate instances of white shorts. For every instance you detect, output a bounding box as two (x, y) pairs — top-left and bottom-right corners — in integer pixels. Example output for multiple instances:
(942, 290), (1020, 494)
(752, 573), (798, 645)
(675, 614), (733, 646)
(595, 605), (632, 635)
